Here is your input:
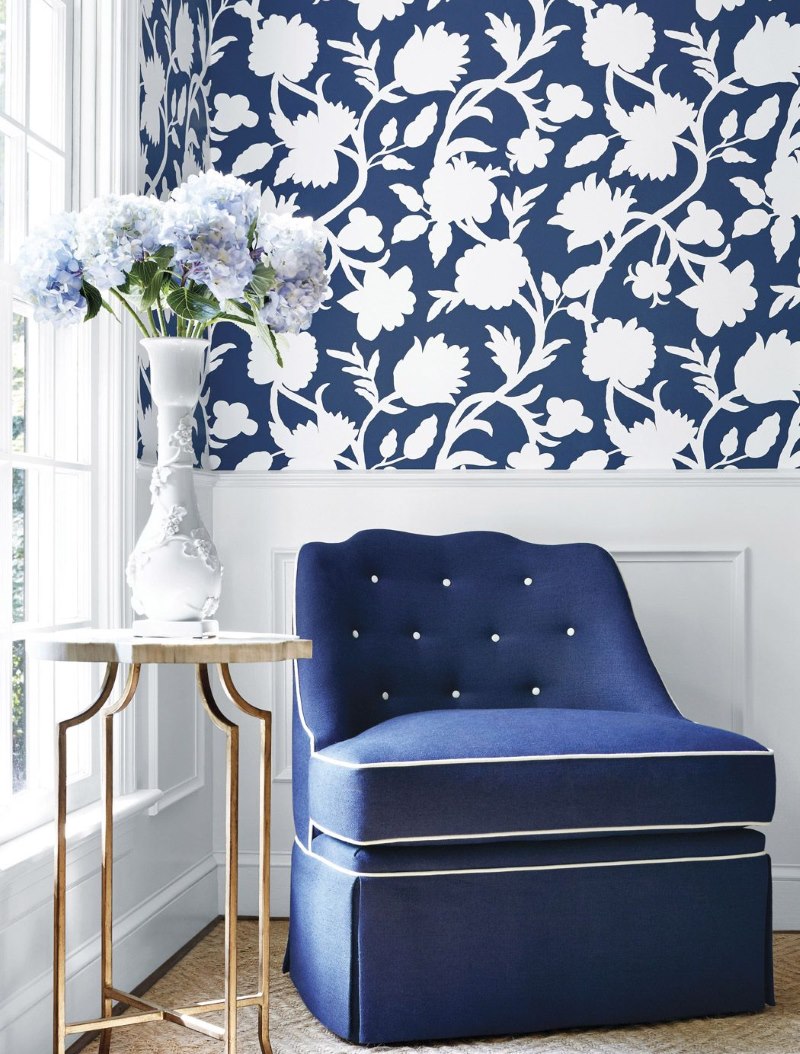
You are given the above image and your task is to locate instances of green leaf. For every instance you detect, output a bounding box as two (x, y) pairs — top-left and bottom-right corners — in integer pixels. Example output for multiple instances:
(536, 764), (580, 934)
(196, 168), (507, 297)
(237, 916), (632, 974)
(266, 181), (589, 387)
(244, 292), (283, 366)
(247, 261), (275, 301)
(82, 281), (103, 322)
(165, 285), (222, 324)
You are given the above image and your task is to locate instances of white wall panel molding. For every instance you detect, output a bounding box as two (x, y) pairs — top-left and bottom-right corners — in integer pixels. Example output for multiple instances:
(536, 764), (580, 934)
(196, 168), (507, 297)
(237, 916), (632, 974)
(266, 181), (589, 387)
(195, 468), (800, 489)
(0, 852), (218, 1045)
(146, 666), (206, 816)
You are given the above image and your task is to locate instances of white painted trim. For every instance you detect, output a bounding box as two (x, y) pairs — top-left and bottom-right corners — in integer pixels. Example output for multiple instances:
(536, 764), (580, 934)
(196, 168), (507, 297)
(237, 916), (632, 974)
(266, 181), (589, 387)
(312, 746), (773, 771)
(195, 468), (800, 489)
(295, 836), (768, 880)
(310, 819), (771, 847)
(0, 788), (161, 872)
(146, 666), (206, 816)
(0, 851), (218, 1033)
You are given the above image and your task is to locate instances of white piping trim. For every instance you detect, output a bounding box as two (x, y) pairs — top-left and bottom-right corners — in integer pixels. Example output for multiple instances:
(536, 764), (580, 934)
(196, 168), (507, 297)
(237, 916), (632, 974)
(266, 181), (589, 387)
(309, 819), (771, 846)
(295, 837), (767, 880)
(312, 747), (774, 770)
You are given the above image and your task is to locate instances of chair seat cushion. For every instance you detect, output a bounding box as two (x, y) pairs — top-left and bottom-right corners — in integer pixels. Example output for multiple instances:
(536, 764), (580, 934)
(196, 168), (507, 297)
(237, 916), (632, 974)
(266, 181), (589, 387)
(308, 708), (775, 845)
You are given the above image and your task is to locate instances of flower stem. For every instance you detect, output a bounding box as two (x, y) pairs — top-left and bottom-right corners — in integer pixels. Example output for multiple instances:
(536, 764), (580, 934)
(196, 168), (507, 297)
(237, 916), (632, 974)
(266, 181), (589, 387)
(110, 289), (151, 337)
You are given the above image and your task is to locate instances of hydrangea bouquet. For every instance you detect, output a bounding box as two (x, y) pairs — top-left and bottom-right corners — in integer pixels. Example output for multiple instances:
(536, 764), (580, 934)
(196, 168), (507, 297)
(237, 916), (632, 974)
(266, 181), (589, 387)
(16, 170), (329, 364)
(16, 171), (330, 633)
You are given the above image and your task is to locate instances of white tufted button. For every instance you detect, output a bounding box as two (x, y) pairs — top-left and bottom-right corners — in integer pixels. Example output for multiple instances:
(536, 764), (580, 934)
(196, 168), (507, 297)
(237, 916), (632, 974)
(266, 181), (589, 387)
(566, 627), (575, 637)
(531, 686), (541, 696)
(352, 630), (359, 638)
(442, 578), (451, 587)
(371, 574), (379, 583)
(412, 631), (421, 640)
(491, 633), (500, 643)
(524, 577), (533, 586)
(382, 691), (389, 701)
(451, 690), (461, 699)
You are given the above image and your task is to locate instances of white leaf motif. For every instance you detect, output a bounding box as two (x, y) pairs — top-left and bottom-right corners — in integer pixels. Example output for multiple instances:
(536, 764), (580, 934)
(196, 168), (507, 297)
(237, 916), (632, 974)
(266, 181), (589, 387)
(404, 103), (438, 148)
(730, 177), (766, 206)
(720, 427), (738, 458)
(379, 429), (398, 460)
(719, 110), (738, 139)
(565, 134), (609, 168)
(389, 183), (424, 212)
(392, 214), (429, 243)
(744, 95), (780, 140)
(744, 413), (781, 459)
(541, 272), (561, 301)
(732, 209), (771, 238)
(403, 415), (438, 459)
(380, 118), (398, 147)
(428, 221), (452, 266)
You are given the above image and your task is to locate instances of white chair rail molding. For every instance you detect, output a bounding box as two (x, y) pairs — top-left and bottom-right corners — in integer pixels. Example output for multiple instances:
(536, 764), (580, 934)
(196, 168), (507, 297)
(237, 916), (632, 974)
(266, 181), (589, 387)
(0, 1), (799, 1053)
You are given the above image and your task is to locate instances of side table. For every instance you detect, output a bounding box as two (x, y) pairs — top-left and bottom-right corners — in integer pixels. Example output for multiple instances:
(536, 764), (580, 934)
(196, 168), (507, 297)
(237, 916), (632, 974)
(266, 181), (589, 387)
(30, 630), (312, 1054)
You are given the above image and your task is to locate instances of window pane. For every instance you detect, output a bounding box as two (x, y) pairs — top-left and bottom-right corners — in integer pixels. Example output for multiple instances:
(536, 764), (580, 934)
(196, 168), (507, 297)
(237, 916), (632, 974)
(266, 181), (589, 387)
(53, 469), (90, 623)
(11, 466), (25, 622)
(28, 0), (65, 147)
(11, 310), (25, 451)
(11, 639), (26, 792)
(0, 122), (24, 261)
(27, 142), (64, 233)
(0, 0), (25, 122)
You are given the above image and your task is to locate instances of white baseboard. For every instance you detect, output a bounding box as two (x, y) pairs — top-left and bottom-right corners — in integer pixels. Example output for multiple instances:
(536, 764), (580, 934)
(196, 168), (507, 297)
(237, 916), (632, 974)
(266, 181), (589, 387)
(0, 853), (219, 1053)
(773, 868), (800, 930)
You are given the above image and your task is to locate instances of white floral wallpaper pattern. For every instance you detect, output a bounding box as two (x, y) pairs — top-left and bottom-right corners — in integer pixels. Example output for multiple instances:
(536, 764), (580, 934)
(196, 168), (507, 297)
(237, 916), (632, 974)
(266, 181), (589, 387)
(139, 0), (800, 470)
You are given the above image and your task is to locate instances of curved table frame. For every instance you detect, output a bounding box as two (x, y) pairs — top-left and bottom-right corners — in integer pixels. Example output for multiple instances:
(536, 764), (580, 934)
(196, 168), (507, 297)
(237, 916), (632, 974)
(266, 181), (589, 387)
(54, 661), (276, 1054)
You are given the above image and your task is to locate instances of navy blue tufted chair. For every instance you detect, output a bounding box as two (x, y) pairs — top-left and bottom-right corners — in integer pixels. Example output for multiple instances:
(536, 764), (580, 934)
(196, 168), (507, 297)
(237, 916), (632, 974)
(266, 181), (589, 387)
(287, 530), (775, 1045)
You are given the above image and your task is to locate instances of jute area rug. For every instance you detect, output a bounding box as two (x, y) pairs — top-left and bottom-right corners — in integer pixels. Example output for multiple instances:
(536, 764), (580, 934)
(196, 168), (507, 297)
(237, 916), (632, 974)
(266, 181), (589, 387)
(83, 921), (800, 1053)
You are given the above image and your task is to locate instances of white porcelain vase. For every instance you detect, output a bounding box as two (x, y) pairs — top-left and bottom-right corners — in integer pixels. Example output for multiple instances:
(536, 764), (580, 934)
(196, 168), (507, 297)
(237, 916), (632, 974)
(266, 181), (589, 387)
(127, 338), (222, 631)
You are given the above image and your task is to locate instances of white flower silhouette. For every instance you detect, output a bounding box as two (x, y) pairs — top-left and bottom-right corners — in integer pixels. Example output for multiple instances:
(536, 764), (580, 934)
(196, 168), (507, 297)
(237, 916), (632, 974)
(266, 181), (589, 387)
(607, 93), (696, 181)
(697, 0), (744, 20)
(626, 261), (672, 304)
(211, 400), (258, 441)
(583, 319), (656, 389)
(675, 200), (725, 248)
(340, 265), (416, 339)
(394, 24), (470, 95)
(507, 130), (554, 174)
(545, 398), (593, 437)
(677, 261), (758, 337)
(337, 207), (384, 253)
(174, 4), (194, 74)
(271, 411), (357, 469)
(248, 331), (318, 392)
(423, 157), (500, 225)
(582, 3), (656, 73)
(609, 408), (696, 469)
(212, 93), (258, 133)
(354, 0), (412, 31)
(545, 83), (592, 123)
(734, 331), (800, 404)
(733, 14), (800, 87)
(508, 443), (555, 469)
(454, 240), (531, 310)
(394, 334), (469, 406)
(273, 102), (357, 188)
(249, 14), (319, 82)
(140, 56), (166, 145)
(549, 174), (635, 251)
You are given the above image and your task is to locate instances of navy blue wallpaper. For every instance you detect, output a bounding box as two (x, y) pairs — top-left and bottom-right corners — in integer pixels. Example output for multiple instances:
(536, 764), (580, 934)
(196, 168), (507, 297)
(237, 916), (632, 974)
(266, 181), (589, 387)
(140, 1), (800, 470)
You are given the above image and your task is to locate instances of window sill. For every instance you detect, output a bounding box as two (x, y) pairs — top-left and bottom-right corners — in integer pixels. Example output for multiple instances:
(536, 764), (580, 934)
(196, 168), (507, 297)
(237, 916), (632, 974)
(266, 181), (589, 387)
(0, 788), (163, 874)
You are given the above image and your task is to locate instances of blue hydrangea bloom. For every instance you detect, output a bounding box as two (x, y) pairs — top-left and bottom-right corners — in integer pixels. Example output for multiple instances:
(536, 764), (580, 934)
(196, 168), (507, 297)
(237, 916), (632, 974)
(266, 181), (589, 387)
(258, 212), (329, 334)
(76, 194), (164, 289)
(16, 212), (87, 325)
(161, 171), (261, 303)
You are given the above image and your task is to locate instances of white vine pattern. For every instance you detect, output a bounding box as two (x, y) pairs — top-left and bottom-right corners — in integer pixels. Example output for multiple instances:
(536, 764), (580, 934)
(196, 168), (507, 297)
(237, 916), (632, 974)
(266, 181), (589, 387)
(140, 0), (800, 470)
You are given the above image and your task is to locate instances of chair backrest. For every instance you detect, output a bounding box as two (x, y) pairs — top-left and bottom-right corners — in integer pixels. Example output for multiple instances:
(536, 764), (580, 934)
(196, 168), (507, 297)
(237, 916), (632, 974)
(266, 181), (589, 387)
(294, 530), (677, 753)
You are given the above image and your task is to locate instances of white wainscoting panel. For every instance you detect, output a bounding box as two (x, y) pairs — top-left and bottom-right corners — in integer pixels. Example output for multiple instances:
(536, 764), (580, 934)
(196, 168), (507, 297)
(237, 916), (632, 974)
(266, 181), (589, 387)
(205, 470), (799, 927)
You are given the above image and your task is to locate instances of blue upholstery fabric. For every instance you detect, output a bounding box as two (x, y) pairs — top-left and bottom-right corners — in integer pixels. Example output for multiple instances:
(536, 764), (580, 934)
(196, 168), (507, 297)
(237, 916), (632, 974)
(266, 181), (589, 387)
(309, 707), (775, 844)
(289, 831), (773, 1044)
(290, 530), (776, 1043)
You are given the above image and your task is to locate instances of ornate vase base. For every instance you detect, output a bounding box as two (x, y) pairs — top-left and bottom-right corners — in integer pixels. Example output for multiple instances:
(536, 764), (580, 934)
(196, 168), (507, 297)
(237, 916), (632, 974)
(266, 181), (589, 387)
(132, 618), (219, 639)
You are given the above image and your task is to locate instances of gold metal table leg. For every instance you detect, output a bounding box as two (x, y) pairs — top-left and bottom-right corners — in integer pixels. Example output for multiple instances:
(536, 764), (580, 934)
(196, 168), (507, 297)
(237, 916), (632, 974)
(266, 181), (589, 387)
(198, 664), (240, 1054)
(54, 662), (120, 1054)
(219, 663), (273, 1054)
(99, 666), (141, 1054)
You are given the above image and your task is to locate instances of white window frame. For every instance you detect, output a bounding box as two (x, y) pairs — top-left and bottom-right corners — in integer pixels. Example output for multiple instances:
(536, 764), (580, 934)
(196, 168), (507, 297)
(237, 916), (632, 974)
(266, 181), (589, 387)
(0, 0), (140, 845)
